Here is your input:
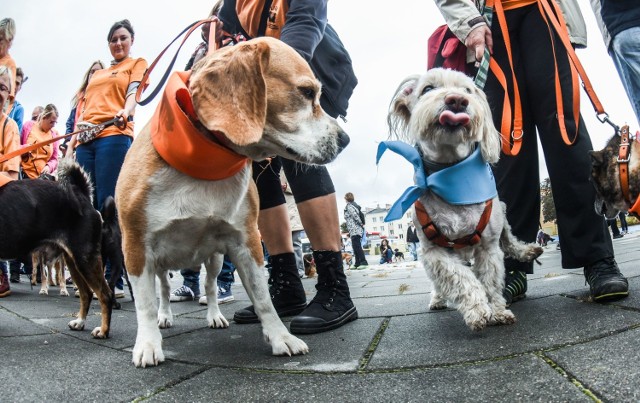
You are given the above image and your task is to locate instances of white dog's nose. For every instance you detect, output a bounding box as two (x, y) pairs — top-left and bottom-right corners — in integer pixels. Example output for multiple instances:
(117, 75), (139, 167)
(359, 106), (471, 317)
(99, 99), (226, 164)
(444, 94), (469, 112)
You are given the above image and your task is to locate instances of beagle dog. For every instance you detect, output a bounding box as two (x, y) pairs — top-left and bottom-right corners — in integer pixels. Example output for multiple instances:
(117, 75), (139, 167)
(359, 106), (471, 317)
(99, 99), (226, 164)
(116, 38), (349, 367)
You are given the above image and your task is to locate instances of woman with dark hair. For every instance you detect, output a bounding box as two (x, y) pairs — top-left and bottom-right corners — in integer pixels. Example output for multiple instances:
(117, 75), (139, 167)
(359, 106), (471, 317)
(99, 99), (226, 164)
(379, 239), (393, 265)
(72, 19), (147, 297)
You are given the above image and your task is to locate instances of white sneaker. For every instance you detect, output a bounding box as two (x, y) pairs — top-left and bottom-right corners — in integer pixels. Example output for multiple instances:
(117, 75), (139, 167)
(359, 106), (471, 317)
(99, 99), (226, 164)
(114, 287), (125, 299)
(198, 295), (207, 305)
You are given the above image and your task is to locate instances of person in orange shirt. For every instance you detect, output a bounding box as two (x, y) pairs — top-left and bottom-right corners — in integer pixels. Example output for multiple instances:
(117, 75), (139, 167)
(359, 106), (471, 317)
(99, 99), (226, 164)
(70, 19), (147, 297)
(60, 60), (104, 155)
(0, 18), (17, 109)
(0, 65), (21, 297)
(20, 103), (59, 179)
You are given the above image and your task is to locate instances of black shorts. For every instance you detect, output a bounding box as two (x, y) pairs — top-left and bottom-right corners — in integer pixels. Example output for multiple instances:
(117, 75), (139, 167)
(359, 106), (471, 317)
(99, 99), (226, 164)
(252, 157), (335, 210)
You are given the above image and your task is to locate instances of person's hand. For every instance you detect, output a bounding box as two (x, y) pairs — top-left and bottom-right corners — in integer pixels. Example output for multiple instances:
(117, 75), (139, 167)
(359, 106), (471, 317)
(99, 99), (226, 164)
(41, 165), (50, 174)
(465, 24), (493, 63)
(115, 109), (129, 129)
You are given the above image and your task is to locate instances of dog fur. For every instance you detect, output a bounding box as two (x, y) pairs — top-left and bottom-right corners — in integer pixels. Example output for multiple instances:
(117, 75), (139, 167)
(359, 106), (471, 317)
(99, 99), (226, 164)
(341, 252), (353, 269)
(31, 252), (67, 296)
(388, 68), (543, 331)
(116, 37), (349, 367)
(0, 159), (113, 337)
(590, 133), (640, 218)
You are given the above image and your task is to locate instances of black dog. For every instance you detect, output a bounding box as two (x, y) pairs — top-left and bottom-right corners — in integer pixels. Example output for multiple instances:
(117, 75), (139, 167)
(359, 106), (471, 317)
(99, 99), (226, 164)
(394, 248), (405, 262)
(0, 159), (113, 338)
(100, 196), (133, 309)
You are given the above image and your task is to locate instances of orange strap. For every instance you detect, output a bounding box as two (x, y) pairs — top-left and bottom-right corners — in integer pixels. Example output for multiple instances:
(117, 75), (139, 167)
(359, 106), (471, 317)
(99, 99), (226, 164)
(136, 18), (218, 106)
(486, 0), (524, 156)
(617, 125), (631, 204)
(0, 118), (121, 165)
(415, 199), (493, 249)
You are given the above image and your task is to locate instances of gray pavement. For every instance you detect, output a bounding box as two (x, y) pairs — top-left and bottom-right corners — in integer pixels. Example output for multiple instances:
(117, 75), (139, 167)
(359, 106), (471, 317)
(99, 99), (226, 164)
(2, 230), (640, 402)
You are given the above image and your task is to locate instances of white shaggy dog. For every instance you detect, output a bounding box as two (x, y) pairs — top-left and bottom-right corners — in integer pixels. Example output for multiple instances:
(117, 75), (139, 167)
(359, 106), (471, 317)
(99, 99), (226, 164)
(387, 68), (543, 331)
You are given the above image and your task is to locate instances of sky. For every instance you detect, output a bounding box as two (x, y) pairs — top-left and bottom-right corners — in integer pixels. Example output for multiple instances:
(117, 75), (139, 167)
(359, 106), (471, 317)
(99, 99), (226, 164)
(4, 0), (637, 216)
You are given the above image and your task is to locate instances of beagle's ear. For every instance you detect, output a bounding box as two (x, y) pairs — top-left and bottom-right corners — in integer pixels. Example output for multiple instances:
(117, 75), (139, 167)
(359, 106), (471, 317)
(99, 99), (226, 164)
(387, 75), (419, 139)
(190, 41), (270, 146)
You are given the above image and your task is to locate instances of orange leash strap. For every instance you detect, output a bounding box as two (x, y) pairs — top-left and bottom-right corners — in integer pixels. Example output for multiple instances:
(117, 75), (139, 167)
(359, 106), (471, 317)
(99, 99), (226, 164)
(490, 0), (523, 157)
(537, 0), (609, 123)
(0, 117), (121, 164)
(618, 125), (631, 204)
(536, 0), (580, 146)
(136, 18), (218, 106)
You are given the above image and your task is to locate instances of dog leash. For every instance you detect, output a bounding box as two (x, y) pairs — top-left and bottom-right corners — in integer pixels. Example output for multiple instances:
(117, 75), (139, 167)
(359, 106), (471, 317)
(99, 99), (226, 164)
(0, 117), (127, 164)
(136, 18), (219, 106)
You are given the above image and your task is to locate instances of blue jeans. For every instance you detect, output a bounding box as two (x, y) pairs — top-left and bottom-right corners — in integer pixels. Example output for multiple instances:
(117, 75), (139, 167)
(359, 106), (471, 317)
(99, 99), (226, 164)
(76, 134), (132, 289)
(75, 135), (132, 211)
(180, 256), (236, 295)
(610, 27), (640, 127)
(407, 242), (418, 261)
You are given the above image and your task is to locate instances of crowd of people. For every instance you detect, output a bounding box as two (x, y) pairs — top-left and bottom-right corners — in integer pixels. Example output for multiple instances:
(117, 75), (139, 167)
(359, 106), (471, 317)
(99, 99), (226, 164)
(1, 0), (639, 336)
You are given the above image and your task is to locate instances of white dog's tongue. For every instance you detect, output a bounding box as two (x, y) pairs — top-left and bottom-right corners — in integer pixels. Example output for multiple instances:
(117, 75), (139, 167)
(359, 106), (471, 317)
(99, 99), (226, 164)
(439, 110), (470, 127)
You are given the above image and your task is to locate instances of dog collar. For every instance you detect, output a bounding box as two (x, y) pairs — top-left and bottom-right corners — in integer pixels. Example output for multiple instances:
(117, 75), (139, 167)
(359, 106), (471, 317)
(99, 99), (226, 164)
(376, 141), (497, 221)
(150, 71), (249, 180)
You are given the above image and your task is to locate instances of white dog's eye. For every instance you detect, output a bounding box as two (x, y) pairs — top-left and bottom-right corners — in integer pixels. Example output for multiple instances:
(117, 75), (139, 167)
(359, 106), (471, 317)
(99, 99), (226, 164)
(420, 85), (434, 96)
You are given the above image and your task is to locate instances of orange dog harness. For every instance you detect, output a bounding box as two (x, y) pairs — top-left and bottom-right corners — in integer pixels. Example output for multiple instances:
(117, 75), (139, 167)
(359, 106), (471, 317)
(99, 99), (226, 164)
(616, 125), (640, 217)
(415, 199), (493, 249)
(150, 71), (249, 180)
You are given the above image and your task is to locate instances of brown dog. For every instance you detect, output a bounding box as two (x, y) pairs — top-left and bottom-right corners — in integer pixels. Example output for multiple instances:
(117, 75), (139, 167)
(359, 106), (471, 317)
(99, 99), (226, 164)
(116, 37), (349, 367)
(590, 128), (640, 218)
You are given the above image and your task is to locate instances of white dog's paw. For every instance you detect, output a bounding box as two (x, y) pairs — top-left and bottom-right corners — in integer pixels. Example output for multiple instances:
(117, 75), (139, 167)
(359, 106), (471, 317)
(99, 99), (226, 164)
(60, 288), (69, 297)
(429, 293), (447, 310)
(157, 313), (173, 329)
(207, 313), (229, 329)
(91, 326), (108, 339)
(68, 318), (85, 331)
(463, 305), (492, 331)
(491, 309), (516, 326)
(267, 332), (309, 356)
(132, 341), (165, 368)
(39, 289), (48, 295)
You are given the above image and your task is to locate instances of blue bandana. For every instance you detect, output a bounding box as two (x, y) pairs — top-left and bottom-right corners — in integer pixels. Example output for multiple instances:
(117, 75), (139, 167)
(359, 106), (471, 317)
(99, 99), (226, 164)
(376, 141), (497, 222)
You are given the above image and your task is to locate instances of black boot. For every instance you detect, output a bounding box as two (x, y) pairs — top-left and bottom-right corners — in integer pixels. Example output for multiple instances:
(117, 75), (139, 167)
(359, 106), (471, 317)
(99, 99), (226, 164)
(290, 250), (358, 334)
(233, 253), (307, 324)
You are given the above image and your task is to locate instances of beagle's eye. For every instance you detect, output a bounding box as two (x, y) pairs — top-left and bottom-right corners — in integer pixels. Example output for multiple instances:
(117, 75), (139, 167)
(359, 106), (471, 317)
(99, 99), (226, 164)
(299, 87), (316, 100)
(420, 85), (434, 96)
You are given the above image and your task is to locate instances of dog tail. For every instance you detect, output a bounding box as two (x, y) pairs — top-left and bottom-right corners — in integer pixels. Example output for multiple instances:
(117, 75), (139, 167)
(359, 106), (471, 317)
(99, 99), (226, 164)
(57, 159), (94, 204)
(498, 203), (544, 263)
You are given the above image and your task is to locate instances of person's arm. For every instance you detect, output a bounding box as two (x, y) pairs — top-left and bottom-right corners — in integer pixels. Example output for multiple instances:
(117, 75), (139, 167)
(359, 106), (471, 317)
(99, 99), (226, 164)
(44, 130), (59, 174)
(280, 0), (328, 62)
(65, 106), (77, 134)
(434, 0), (491, 62)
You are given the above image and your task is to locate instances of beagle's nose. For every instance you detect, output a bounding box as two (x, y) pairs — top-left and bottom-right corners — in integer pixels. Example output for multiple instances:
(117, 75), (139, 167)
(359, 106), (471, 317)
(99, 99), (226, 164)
(337, 130), (350, 152)
(444, 94), (469, 112)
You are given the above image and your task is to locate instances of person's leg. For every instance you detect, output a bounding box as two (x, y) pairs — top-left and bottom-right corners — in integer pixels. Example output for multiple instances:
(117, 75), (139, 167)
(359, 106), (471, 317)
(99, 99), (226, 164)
(283, 160), (357, 334)
(233, 159), (307, 322)
(0, 261), (10, 297)
(9, 260), (21, 283)
(608, 219), (622, 238)
(519, 7), (627, 300)
(618, 212), (629, 233)
(351, 234), (367, 267)
(170, 267), (201, 302)
(610, 27), (640, 128)
(93, 135), (132, 291)
(216, 256), (235, 304)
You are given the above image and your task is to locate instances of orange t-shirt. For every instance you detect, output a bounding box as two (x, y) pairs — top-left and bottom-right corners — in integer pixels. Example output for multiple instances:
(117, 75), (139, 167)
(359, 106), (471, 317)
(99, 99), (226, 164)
(81, 57), (148, 138)
(20, 123), (54, 179)
(0, 113), (20, 175)
(0, 53), (17, 110)
(501, 0), (538, 11)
